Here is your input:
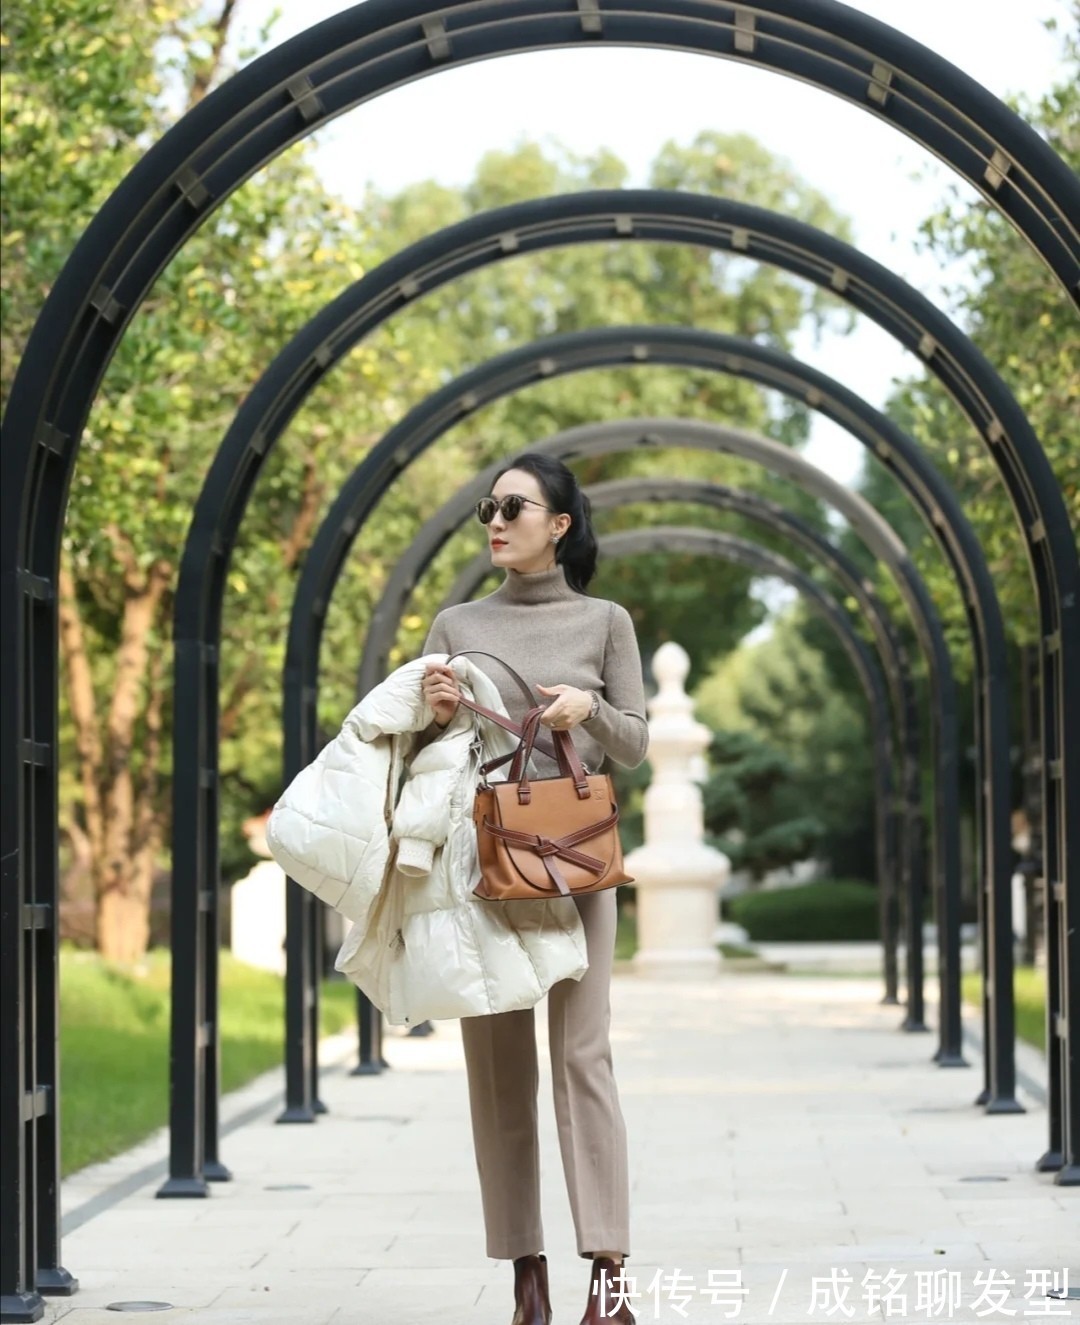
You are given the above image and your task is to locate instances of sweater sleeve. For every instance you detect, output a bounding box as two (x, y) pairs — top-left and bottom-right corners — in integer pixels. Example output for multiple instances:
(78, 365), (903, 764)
(422, 612), (451, 657)
(580, 602), (650, 769)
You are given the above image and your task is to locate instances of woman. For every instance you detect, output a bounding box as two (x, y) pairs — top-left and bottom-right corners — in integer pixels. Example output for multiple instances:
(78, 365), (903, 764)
(419, 453), (649, 1325)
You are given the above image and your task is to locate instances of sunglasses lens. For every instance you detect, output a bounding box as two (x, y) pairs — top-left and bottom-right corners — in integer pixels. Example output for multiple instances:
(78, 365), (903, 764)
(477, 495), (526, 523)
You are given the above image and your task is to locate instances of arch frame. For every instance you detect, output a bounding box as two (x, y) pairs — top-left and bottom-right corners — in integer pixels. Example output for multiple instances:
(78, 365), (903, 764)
(4, 3), (1079, 1300)
(161, 194), (1030, 1187)
(294, 394), (962, 1073)
(285, 336), (1023, 1125)
(285, 374), (982, 1131)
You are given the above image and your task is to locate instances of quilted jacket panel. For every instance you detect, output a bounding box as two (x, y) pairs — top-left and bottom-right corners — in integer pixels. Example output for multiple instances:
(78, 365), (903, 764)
(266, 654), (588, 1024)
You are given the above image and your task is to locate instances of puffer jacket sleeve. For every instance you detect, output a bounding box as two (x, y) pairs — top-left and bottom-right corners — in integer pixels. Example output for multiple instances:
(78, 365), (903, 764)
(264, 718), (390, 927)
(389, 649), (503, 869)
(390, 725), (464, 876)
(387, 630), (469, 877)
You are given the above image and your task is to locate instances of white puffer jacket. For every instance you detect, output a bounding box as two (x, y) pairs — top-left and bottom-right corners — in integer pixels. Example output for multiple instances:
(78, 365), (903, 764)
(265, 653), (588, 1027)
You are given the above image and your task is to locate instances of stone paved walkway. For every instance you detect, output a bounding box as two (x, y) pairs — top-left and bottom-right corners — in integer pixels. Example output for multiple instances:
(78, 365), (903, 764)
(47, 967), (1074, 1324)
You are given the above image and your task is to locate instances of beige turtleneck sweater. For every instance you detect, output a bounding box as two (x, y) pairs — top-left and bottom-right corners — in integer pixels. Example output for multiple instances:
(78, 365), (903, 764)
(419, 564), (649, 777)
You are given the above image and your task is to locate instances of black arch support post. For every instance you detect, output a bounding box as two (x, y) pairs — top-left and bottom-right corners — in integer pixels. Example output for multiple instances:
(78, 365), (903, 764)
(362, 469), (924, 1007)
(4, 4), (1078, 1310)
(176, 184), (1034, 1154)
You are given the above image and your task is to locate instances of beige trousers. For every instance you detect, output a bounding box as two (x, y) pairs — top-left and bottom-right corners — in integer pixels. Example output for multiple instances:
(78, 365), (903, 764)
(460, 888), (631, 1262)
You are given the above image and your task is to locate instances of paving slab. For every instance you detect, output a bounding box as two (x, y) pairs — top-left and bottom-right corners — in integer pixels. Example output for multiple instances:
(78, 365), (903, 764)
(43, 969), (1074, 1325)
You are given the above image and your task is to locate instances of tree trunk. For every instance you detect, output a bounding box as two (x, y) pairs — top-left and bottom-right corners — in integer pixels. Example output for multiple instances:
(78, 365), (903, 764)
(185, 0), (239, 109)
(76, 538), (173, 962)
(95, 886), (152, 964)
(59, 816), (97, 947)
(58, 563), (105, 865)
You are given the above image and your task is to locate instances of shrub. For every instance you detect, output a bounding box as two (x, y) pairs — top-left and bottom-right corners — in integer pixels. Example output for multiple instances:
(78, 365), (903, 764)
(724, 880), (879, 941)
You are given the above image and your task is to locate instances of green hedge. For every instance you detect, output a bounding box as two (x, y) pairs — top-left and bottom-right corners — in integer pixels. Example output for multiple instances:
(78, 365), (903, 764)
(724, 880), (879, 941)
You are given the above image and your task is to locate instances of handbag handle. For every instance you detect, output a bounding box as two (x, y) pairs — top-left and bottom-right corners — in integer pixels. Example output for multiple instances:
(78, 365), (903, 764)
(445, 649), (539, 707)
(443, 648), (559, 762)
(508, 705), (591, 802)
(441, 648), (591, 788)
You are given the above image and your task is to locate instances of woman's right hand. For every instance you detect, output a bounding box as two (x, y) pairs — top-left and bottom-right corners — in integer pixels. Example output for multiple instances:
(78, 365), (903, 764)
(423, 662), (461, 728)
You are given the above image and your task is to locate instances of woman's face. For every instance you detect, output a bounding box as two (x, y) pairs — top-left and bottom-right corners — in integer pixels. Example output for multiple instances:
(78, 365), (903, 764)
(486, 468), (570, 574)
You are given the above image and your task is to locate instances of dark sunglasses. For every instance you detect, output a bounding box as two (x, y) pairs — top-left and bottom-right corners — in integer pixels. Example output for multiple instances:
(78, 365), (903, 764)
(475, 494), (555, 524)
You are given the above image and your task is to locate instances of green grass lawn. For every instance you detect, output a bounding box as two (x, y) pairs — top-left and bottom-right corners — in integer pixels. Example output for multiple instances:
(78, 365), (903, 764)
(962, 965), (1047, 1054)
(59, 948), (356, 1177)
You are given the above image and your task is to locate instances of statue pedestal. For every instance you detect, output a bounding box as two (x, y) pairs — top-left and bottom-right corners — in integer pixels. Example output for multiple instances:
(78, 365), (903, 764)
(627, 642), (729, 980)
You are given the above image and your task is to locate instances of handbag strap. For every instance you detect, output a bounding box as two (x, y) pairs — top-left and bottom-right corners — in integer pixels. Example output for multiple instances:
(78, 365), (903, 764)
(442, 649), (590, 787)
(445, 649), (538, 707)
(443, 648), (560, 762)
(508, 705), (590, 796)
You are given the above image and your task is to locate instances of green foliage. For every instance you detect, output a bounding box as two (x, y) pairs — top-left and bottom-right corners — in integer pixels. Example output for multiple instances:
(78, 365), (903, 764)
(701, 728), (824, 878)
(59, 947), (355, 1175)
(695, 607), (878, 880)
(609, 756), (652, 857)
(869, 33), (1079, 663)
(3, 4), (855, 951)
(614, 899), (637, 962)
(725, 880), (879, 942)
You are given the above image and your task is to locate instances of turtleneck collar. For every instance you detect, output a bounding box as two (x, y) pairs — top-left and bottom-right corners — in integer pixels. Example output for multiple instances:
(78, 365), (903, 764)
(492, 562), (581, 605)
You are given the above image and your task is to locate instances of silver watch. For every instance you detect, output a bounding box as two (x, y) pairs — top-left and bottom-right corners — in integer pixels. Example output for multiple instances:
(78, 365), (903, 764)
(586, 689), (601, 721)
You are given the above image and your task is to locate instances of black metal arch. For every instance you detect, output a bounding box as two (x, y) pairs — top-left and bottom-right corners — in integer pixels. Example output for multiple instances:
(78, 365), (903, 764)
(155, 194), (1029, 1184)
(365, 469), (922, 1000)
(286, 333), (1025, 1119)
(304, 401), (961, 1077)
(3, 193), (1053, 1256)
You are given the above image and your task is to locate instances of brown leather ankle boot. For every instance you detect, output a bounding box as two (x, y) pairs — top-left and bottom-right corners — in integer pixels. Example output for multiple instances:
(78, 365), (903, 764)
(579, 1256), (636, 1325)
(511, 1252), (552, 1325)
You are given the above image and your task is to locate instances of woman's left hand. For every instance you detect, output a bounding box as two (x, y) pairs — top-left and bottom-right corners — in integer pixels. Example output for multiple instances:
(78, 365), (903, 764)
(535, 684), (592, 730)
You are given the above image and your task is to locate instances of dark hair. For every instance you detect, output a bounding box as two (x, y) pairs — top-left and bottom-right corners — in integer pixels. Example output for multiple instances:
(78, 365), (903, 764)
(493, 451), (598, 593)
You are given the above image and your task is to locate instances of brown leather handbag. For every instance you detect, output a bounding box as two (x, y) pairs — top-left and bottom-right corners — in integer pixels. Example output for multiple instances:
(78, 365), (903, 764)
(445, 650), (634, 902)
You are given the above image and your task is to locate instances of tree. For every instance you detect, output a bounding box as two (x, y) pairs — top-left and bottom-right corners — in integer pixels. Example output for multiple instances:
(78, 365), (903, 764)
(700, 729), (824, 880)
(694, 607), (878, 881)
(4, 9), (856, 957)
(4, 1), (395, 958)
(869, 21), (1078, 659)
(3, 1), (259, 959)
